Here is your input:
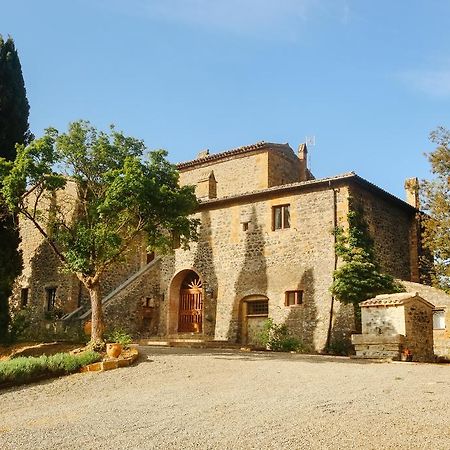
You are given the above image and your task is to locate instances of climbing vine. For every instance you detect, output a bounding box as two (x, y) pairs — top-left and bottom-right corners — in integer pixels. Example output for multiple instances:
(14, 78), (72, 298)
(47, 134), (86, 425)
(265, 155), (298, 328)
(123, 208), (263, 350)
(330, 206), (404, 306)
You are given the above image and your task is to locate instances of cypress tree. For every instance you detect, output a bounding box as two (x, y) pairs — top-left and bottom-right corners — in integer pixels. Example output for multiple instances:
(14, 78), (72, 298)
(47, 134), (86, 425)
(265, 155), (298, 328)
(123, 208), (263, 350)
(0, 35), (31, 342)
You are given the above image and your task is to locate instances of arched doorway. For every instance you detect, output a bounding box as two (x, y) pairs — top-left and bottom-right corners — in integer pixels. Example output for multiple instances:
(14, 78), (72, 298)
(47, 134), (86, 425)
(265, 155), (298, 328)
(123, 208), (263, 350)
(178, 271), (203, 333)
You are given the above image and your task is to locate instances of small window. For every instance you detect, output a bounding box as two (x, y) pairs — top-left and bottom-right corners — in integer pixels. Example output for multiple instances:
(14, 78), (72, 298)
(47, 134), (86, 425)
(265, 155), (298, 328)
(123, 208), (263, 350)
(45, 287), (57, 311)
(21, 288), (29, 308)
(146, 251), (155, 264)
(143, 297), (154, 308)
(243, 222), (249, 231)
(433, 309), (446, 330)
(285, 290), (303, 306)
(272, 204), (290, 230)
(247, 300), (269, 316)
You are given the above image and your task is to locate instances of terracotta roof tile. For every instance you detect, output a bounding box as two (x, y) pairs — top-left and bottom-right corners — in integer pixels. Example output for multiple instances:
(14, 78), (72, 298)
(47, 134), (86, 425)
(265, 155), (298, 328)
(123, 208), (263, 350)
(360, 292), (434, 308)
(177, 141), (286, 170)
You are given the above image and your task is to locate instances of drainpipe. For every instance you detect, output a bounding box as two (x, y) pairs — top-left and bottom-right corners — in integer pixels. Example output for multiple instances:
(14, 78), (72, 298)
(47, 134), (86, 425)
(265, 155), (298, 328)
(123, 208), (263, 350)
(325, 183), (339, 352)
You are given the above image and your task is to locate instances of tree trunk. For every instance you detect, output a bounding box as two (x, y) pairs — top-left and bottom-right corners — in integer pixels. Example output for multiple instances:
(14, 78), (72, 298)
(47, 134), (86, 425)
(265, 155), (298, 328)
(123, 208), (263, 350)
(88, 283), (104, 343)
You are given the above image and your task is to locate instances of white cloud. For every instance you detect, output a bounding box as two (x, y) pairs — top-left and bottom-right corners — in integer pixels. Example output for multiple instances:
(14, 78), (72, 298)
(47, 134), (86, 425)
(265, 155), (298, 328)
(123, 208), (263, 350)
(143, 0), (312, 36)
(100, 0), (351, 40)
(399, 69), (450, 98)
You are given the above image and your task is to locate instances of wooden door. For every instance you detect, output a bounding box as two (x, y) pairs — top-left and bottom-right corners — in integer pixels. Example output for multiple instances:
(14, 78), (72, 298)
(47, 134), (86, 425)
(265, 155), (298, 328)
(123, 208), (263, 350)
(178, 288), (203, 332)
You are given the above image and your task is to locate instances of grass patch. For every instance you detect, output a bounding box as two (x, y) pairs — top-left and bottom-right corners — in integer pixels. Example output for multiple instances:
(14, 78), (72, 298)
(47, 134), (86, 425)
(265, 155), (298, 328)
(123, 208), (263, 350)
(0, 351), (101, 387)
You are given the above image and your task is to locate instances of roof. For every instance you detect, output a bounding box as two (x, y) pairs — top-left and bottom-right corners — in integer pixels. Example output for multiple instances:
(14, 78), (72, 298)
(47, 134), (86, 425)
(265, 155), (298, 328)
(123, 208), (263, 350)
(176, 140), (417, 213)
(196, 172), (418, 213)
(360, 292), (434, 309)
(177, 141), (294, 170)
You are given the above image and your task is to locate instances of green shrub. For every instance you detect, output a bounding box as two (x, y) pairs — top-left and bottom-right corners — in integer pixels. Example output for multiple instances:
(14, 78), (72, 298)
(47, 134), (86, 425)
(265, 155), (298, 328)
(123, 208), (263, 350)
(258, 319), (304, 352)
(0, 351), (101, 385)
(106, 329), (132, 348)
(8, 310), (31, 342)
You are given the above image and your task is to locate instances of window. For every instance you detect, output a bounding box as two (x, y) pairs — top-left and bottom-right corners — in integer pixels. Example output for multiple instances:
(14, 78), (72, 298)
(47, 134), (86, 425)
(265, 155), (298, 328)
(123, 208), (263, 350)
(247, 300), (269, 316)
(285, 290), (303, 306)
(20, 288), (29, 308)
(433, 309), (446, 330)
(146, 251), (155, 264)
(272, 204), (290, 230)
(242, 222), (249, 231)
(45, 287), (57, 311)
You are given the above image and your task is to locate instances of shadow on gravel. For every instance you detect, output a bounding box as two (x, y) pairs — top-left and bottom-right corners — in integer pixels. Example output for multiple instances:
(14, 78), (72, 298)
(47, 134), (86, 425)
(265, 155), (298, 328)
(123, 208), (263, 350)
(137, 346), (384, 365)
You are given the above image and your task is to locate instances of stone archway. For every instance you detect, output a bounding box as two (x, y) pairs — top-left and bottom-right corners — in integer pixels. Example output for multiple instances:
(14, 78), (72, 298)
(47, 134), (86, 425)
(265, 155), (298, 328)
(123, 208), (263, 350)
(168, 269), (203, 335)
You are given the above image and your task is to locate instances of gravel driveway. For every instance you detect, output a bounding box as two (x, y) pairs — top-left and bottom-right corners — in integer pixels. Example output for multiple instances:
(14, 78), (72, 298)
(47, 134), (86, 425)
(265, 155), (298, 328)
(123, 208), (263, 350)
(0, 347), (449, 449)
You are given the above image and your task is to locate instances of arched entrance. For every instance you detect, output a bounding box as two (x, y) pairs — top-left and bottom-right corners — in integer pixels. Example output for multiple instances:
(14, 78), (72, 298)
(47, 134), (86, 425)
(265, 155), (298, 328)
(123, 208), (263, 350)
(177, 271), (203, 333)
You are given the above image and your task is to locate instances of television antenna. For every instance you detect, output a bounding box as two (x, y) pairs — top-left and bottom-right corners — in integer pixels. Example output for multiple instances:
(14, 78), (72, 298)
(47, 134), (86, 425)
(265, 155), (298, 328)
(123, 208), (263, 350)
(305, 135), (316, 171)
(305, 135), (315, 147)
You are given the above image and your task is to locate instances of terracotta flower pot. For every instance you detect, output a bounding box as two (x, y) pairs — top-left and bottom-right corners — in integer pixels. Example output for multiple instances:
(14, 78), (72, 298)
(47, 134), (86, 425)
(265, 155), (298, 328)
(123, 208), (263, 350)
(106, 343), (123, 358)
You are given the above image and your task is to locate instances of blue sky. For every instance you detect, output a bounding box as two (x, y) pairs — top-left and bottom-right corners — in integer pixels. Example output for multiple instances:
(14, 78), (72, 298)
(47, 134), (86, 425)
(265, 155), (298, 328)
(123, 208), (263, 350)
(2, 0), (449, 198)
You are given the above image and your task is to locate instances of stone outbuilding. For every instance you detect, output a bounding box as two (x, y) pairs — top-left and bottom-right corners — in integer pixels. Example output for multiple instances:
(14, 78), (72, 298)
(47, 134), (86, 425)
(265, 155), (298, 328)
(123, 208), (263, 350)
(352, 292), (435, 361)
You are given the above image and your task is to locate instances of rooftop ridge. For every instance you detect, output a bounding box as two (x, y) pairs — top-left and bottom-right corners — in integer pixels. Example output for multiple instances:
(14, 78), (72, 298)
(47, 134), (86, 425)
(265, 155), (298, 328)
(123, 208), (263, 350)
(196, 171), (417, 213)
(177, 141), (292, 170)
(198, 172), (357, 204)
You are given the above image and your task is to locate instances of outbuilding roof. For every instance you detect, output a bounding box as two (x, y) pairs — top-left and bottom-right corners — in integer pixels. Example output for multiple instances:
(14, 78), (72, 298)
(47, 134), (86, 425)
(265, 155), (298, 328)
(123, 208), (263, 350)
(360, 292), (434, 309)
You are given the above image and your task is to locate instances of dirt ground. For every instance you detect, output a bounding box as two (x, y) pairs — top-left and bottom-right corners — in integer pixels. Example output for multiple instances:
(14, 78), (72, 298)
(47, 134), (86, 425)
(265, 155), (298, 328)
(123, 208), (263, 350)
(0, 346), (449, 449)
(0, 342), (81, 360)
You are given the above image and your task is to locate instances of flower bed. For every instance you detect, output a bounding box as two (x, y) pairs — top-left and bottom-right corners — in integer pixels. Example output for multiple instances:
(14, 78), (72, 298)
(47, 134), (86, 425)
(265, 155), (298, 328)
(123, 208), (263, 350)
(80, 347), (139, 372)
(0, 351), (101, 389)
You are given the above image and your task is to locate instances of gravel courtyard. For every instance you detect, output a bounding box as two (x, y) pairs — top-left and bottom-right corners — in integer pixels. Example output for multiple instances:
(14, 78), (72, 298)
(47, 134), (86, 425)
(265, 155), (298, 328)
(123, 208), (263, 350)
(0, 347), (449, 450)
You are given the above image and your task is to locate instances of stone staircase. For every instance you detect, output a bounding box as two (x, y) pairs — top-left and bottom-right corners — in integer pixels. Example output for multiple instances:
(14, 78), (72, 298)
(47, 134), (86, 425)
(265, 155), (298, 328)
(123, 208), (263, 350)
(63, 257), (161, 322)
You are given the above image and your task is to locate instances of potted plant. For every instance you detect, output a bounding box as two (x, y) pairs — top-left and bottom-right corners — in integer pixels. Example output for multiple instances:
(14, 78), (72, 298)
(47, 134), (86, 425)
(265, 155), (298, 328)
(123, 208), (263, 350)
(106, 329), (132, 358)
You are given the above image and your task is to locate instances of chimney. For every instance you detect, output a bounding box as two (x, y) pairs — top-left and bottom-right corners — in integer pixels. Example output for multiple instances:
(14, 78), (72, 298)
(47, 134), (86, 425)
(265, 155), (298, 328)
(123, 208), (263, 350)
(196, 149), (210, 159)
(298, 143), (308, 181)
(404, 177), (420, 209)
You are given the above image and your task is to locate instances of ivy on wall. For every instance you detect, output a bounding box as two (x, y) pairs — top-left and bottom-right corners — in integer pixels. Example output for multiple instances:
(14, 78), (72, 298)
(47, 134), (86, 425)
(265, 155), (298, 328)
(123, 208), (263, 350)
(330, 206), (404, 307)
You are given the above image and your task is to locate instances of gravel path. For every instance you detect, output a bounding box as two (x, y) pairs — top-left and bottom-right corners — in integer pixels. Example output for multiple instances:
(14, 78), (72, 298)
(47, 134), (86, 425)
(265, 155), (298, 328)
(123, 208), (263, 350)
(0, 347), (449, 449)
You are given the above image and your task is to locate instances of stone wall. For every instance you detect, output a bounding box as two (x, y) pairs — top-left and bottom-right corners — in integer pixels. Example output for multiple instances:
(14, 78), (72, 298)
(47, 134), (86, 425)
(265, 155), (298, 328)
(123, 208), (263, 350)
(120, 184), (350, 351)
(401, 281), (450, 358)
(10, 183), (80, 318)
(179, 151), (269, 199)
(267, 149), (301, 187)
(403, 299), (434, 361)
(178, 144), (301, 199)
(349, 184), (416, 280)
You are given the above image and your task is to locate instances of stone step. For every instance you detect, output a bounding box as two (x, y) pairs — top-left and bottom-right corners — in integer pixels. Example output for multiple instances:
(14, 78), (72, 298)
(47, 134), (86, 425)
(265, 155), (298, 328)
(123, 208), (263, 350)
(138, 338), (241, 350)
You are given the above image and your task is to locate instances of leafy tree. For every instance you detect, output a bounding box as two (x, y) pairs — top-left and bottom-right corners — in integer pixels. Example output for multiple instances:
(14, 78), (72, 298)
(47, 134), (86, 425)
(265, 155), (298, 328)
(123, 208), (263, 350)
(0, 35), (32, 342)
(330, 207), (404, 325)
(0, 120), (199, 344)
(421, 126), (450, 293)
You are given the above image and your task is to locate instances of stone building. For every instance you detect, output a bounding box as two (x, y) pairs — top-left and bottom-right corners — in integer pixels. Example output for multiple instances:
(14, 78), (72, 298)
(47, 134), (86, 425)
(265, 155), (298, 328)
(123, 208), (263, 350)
(10, 141), (429, 351)
(352, 292), (435, 361)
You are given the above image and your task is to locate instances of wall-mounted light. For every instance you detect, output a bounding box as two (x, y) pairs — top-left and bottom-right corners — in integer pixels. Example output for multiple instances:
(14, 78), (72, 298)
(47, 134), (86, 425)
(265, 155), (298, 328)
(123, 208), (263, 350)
(205, 286), (214, 297)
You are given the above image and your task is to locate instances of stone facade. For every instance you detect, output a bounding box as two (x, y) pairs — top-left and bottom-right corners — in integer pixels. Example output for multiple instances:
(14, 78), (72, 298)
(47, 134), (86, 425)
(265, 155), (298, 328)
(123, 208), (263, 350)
(10, 140), (426, 352)
(401, 281), (450, 358)
(352, 293), (434, 361)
